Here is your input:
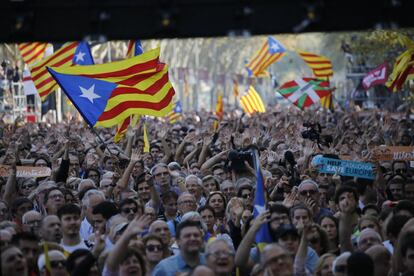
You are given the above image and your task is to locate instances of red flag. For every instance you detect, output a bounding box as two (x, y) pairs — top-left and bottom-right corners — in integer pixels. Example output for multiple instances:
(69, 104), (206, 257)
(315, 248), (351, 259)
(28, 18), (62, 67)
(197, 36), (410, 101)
(362, 63), (388, 90)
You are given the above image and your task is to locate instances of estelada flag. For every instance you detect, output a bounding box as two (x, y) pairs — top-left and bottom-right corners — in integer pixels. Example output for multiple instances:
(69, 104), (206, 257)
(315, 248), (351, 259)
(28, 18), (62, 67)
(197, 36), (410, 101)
(362, 63), (389, 90)
(278, 78), (333, 110)
(47, 48), (174, 128)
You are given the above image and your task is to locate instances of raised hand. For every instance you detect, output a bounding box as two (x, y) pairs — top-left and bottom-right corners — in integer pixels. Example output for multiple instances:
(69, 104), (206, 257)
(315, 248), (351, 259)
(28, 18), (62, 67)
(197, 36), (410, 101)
(124, 214), (152, 238)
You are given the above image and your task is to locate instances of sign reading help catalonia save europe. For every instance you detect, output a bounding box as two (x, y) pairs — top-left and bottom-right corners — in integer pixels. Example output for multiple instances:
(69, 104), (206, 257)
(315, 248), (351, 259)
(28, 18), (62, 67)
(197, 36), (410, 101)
(313, 156), (375, 180)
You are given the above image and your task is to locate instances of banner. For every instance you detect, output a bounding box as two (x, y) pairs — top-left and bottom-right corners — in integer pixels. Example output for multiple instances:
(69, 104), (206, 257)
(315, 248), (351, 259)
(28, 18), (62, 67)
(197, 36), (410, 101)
(372, 146), (414, 161)
(0, 165), (51, 178)
(362, 63), (388, 90)
(313, 156), (375, 180)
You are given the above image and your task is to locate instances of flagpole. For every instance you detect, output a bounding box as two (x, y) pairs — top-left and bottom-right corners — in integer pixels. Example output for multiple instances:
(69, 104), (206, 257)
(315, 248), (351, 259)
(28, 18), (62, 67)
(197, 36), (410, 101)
(89, 126), (117, 156)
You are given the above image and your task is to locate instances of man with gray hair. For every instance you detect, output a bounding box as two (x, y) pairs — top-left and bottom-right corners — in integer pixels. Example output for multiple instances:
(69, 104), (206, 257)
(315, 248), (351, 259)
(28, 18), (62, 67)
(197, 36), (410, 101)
(298, 179), (332, 221)
(357, 228), (382, 252)
(22, 210), (42, 237)
(80, 189), (105, 241)
(205, 238), (235, 276)
(185, 175), (205, 206)
(332, 251), (351, 276)
(260, 243), (294, 276)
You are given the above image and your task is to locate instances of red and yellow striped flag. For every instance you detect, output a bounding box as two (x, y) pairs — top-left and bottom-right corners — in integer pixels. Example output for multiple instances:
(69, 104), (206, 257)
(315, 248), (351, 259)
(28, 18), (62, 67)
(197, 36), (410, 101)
(240, 86), (266, 114)
(49, 48), (174, 128)
(298, 51), (334, 111)
(386, 47), (414, 92)
(298, 51), (333, 79)
(30, 42), (79, 101)
(18, 42), (49, 67)
(246, 37), (286, 77)
(114, 115), (140, 143)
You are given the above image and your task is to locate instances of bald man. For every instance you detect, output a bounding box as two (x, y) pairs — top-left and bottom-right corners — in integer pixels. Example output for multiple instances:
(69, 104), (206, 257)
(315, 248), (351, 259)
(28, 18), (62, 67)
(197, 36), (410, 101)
(366, 245), (391, 276)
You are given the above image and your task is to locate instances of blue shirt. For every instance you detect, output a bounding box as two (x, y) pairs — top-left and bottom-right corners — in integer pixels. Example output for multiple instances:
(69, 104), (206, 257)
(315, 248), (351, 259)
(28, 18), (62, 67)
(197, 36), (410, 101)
(152, 253), (206, 276)
(250, 246), (319, 273)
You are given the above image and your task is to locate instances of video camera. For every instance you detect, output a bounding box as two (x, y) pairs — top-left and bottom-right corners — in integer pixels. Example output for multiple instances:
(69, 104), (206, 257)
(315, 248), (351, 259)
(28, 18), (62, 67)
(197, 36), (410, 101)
(226, 144), (259, 174)
(301, 122), (333, 150)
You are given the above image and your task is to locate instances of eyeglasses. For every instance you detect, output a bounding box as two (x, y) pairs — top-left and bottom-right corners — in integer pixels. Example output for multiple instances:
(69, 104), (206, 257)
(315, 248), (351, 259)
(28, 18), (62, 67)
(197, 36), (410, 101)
(395, 169), (407, 174)
(50, 260), (66, 269)
(49, 194), (64, 200)
(21, 183), (36, 189)
(122, 207), (137, 214)
(155, 171), (169, 177)
(299, 190), (317, 196)
(207, 251), (234, 258)
(89, 174), (99, 178)
(241, 193), (251, 199)
(178, 200), (196, 205)
(146, 244), (163, 252)
(25, 220), (41, 226)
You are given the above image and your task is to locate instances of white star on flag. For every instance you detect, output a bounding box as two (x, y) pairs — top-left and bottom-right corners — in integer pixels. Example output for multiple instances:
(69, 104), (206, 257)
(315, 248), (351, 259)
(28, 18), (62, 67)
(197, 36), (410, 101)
(75, 51), (86, 62)
(79, 84), (100, 103)
(254, 204), (265, 215)
(270, 43), (280, 52)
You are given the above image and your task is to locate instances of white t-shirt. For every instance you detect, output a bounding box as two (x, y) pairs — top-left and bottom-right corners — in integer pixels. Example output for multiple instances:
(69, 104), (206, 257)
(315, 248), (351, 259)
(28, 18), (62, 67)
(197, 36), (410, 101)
(61, 240), (89, 255)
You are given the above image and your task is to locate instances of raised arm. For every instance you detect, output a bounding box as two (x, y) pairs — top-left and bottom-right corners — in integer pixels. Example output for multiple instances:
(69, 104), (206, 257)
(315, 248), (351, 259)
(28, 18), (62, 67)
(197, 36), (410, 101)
(200, 150), (229, 175)
(234, 211), (269, 271)
(105, 215), (152, 272)
(197, 135), (213, 167)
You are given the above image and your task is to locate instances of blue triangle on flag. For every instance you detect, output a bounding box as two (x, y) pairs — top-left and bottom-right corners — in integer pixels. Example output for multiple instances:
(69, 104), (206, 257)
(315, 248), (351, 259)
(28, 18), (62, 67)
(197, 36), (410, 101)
(268, 37), (285, 54)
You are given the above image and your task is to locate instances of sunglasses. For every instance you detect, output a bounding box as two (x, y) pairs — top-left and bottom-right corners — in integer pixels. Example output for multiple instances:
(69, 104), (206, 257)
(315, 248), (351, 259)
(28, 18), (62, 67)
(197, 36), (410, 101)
(22, 183), (36, 189)
(146, 244), (163, 252)
(122, 208), (137, 214)
(299, 190), (317, 196)
(50, 260), (66, 268)
(241, 193), (251, 199)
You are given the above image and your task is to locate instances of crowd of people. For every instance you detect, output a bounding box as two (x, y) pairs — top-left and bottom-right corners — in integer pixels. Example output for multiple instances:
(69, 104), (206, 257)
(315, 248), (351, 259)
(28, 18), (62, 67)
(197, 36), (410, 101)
(1, 106), (414, 276)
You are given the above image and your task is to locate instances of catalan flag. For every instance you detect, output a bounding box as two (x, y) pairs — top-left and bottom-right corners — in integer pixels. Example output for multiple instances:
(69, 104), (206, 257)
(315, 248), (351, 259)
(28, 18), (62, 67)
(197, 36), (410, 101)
(114, 115), (140, 143)
(298, 51), (333, 79)
(246, 36), (286, 77)
(278, 78), (333, 110)
(30, 42), (94, 101)
(115, 40), (146, 143)
(126, 40), (144, 58)
(240, 86), (266, 114)
(386, 47), (414, 92)
(167, 101), (183, 124)
(47, 48), (174, 128)
(18, 42), (49, 67)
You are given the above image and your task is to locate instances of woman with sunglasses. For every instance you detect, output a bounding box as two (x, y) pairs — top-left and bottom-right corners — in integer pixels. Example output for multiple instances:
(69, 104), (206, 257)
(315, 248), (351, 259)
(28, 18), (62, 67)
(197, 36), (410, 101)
(143, 234), (169, 274)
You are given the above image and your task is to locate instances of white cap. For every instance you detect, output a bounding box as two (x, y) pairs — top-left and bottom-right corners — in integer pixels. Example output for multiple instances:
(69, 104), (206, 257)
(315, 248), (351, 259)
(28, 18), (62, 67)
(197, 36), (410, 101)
(37, 250), (66, 270)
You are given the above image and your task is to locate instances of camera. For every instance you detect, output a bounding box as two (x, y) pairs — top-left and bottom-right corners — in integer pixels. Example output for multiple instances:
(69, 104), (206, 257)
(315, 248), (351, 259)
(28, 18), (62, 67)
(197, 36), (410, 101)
(227, 149), (253, 174)
(301, 122), (333, 149)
